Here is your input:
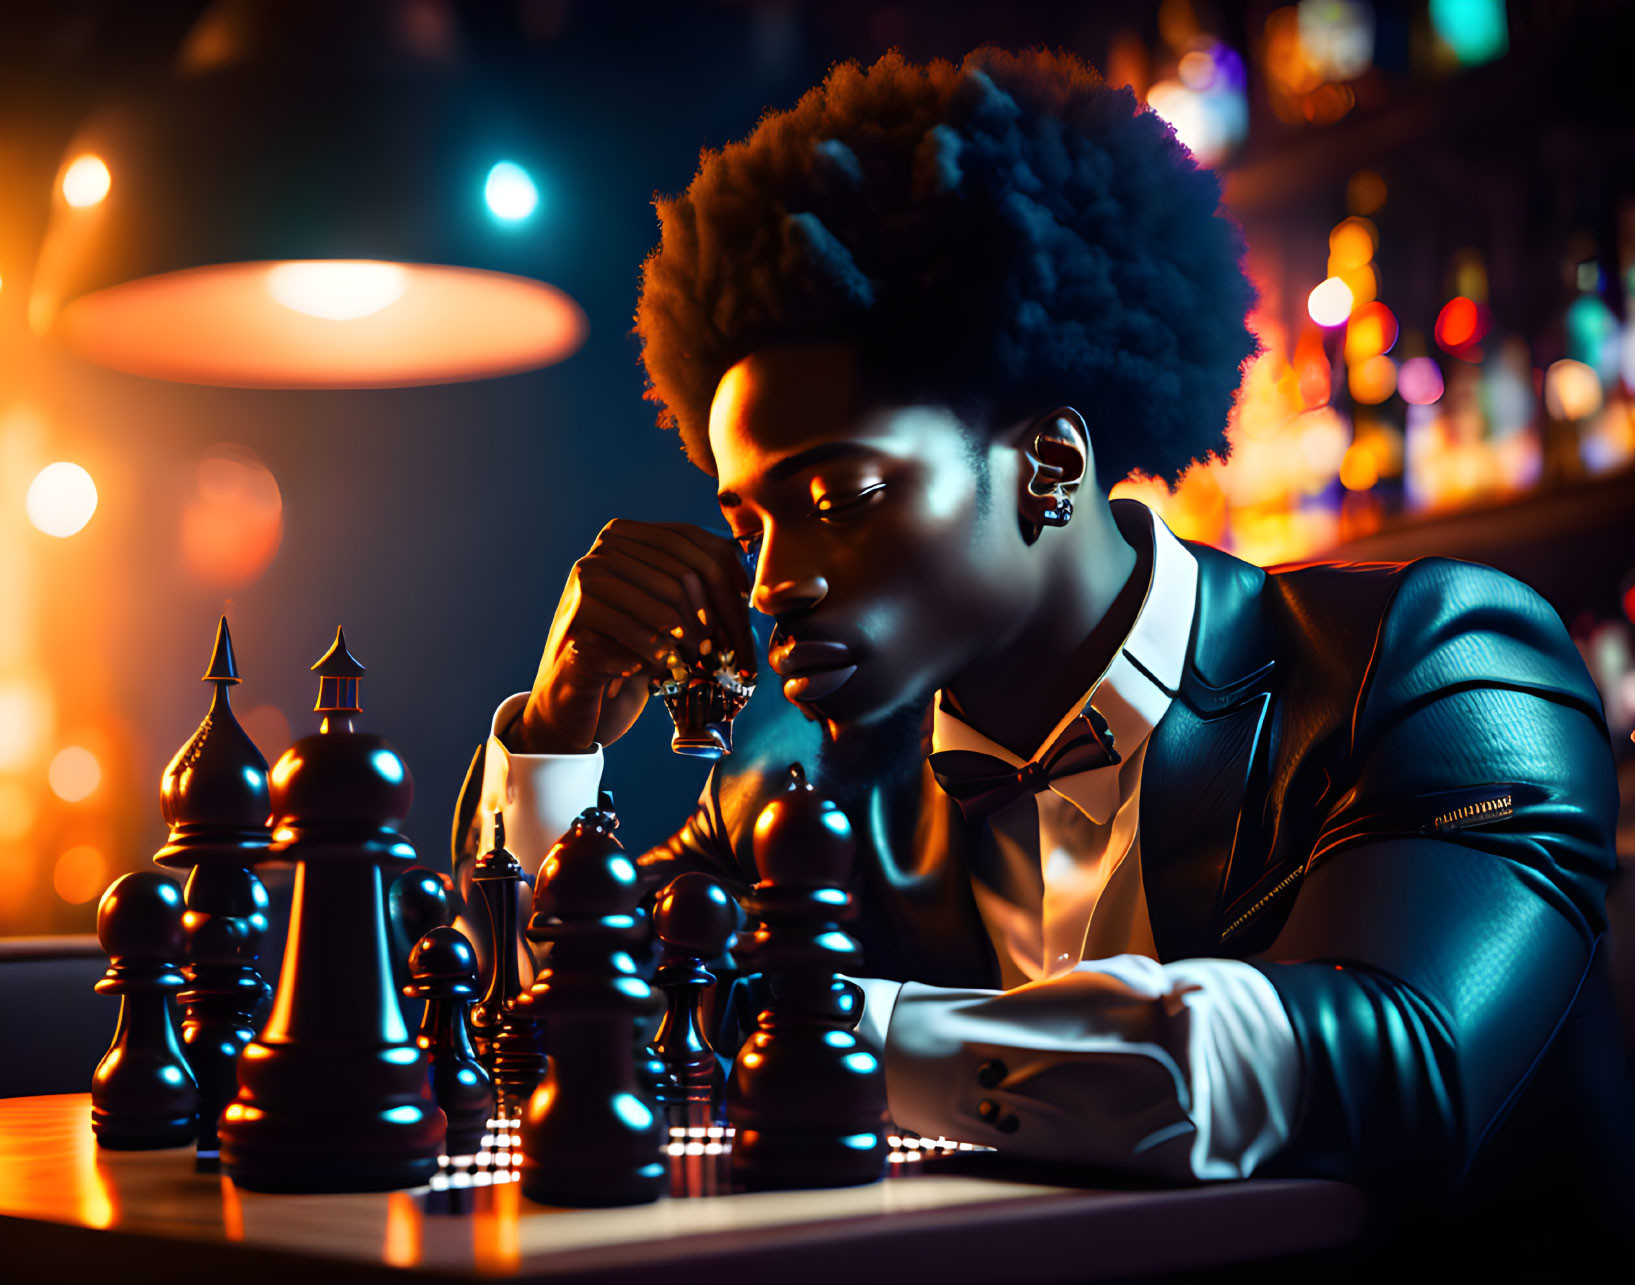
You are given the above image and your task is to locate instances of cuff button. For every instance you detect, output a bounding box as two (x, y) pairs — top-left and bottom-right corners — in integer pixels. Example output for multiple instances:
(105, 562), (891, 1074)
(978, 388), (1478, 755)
(976, 1098), (1000, 1124)
(996, 1113), (1020, 1135)
(976, 1058), (1006, 1088)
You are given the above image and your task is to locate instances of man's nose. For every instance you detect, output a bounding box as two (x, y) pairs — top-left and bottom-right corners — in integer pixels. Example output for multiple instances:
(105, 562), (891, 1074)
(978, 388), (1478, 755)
(753, 572), (828, 617)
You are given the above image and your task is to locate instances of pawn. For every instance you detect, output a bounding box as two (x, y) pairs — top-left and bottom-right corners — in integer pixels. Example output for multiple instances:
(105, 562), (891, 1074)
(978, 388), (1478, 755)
(92, 873), (200, 1150)
(403, 926), (495, 1157)
(648, 873), (736, 1111)
(725, 764), (888, 1189)
(519, 792), (664, 1207)
(390, 866), (452, 991)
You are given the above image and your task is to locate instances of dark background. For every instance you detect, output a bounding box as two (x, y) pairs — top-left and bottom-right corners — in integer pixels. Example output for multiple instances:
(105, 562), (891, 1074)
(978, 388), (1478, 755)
(2, 0), (1632, 936)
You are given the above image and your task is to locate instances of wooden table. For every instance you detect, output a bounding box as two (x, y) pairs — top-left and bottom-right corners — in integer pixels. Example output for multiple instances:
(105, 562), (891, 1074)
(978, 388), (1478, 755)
(0, 1094), (1364, 1283)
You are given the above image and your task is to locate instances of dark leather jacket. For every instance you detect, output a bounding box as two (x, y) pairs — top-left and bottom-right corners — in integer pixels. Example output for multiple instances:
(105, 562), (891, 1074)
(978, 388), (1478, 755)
(454, 540), (1626, 1211)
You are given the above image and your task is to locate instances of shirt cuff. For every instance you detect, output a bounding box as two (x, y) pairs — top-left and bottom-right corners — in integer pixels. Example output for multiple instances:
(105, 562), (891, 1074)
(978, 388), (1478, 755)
(477, 691), (605, 877)
(880, 954), (1298, 1181)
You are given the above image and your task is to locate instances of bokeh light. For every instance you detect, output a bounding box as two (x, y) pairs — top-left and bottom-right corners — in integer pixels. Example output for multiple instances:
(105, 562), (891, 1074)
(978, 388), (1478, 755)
(1399, 357), (1445, 405)
(1328, 218), (1376, 270)
(1347, 169), (1387, 215)
(48, 745), (102, 803)
(1307, 277), (1354, 326)
(1430, 0), (1509, 66)
(60, 154), (111, 207)
(1565, 294), (1619, 379)
(485, 161), (539, 221)
(1339, 441), (1379, 491)
(1349, 354), (1398, 404)
(25, 461), (98, 537)
(53, 845), (108, 904)
(181, 444), (284, 587)
(267, 261), (409, 321)
(1544, 359), (1603, 421)
(1434, 296), (1488, 355)
(1344, 301), (1398, 363)
(0, 677), (53, 771)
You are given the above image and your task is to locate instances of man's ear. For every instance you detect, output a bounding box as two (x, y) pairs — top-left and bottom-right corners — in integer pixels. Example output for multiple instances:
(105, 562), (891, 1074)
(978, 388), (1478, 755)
(1015, 408), (1091, 544)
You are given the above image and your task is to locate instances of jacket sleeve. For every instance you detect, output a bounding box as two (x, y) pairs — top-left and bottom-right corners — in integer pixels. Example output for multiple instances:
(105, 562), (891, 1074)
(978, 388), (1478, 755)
(1248, 558), (1619, 1194)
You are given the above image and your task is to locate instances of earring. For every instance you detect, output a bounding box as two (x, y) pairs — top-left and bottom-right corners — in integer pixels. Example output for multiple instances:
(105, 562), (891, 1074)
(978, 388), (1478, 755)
(1019, 487), (1073, 545)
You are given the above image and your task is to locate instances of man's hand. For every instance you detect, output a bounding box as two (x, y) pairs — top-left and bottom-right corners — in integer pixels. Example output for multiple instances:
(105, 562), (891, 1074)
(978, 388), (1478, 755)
(509, 520), (756, 754)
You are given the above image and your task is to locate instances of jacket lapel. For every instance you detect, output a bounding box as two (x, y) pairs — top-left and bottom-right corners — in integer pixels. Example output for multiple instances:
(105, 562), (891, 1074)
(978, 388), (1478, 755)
(1140, 542), (1279, 961)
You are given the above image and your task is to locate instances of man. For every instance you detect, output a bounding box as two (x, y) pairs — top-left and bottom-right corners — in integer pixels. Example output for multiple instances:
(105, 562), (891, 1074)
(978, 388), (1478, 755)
(455, 46), (1626, 1246)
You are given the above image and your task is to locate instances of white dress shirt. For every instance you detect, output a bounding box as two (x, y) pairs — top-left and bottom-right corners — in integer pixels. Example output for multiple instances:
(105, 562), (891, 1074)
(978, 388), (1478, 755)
(475, 503), (1299, 1182)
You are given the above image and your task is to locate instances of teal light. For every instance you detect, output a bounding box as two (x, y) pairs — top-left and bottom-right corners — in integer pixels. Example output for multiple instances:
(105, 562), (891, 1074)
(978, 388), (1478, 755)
(383, 1105), (423, 1124)
(1566, 295), (1619, 379)
(1429, 0), (1508, 66)
(612, 1093), (653, 1130)
(841, 1132), (879, 1150)
(485, 161), (539, 221)
(371, 750), (404, 783)
(844, 1051), (879, 1075)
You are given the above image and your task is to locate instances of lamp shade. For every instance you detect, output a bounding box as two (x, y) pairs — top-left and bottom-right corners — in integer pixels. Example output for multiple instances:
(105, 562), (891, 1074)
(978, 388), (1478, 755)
(29, 1), (587, 388)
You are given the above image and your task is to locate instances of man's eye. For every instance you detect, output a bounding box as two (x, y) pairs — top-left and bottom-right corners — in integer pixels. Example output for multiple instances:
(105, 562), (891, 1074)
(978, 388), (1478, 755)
(814, 482), (887, 520)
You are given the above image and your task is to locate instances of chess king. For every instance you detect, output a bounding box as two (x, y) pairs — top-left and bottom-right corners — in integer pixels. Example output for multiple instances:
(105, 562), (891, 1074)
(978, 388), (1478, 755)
(454, 48), (1627, 1256)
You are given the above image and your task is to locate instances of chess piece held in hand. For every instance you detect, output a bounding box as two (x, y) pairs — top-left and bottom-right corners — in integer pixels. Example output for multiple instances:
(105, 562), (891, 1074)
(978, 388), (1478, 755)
(726, 763), (889, 1189)
(218, 628), (445, 1193)
(650, 646), (755, 758)
(404, 926), (495, 1158)
(152, 615), (272, 1169)
(520, 791), (665, 1206)
(92, 872), (200, 1149)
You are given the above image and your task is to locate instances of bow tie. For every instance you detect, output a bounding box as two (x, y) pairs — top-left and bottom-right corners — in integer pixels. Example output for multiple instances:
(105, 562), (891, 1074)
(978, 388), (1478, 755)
(927, 705), (1120, 824)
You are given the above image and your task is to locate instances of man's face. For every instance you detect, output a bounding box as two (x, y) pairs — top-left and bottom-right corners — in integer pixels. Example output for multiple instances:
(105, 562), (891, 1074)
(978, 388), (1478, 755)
(710, 342), (1039, 732)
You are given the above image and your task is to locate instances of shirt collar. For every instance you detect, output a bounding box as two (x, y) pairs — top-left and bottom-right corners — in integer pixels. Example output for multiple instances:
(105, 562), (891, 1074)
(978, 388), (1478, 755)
(930, 501), (1199, 774)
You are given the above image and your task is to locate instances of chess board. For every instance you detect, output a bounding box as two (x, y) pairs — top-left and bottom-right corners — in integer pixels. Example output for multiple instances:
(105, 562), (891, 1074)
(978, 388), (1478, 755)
(0, 1094), (1365, 1283)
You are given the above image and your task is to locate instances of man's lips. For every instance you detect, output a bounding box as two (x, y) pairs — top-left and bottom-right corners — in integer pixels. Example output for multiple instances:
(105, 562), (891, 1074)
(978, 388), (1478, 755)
(769, 639), (859, 704)
(768, 639), (855, 677)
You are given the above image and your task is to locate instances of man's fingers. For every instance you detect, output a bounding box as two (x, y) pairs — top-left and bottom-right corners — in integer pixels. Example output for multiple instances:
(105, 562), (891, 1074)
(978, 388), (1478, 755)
(637, 522), (758, 674)
(576, 557), (704, 661)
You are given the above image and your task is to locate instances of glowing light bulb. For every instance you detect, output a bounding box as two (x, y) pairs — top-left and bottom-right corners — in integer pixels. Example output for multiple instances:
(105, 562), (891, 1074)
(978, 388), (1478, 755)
(485, 162), (539, 221)
(49, 746), (102, 802)
(266, 261), (409, 320)
(26, 462), (98, 537)
(1307, 277), (1354, 327)
(61, 154), (111, 207)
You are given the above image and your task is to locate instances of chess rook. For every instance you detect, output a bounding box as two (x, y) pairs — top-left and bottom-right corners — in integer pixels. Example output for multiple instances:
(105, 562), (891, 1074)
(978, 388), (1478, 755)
(469, 811), (527, 1064)
(648, 872), (736, 1110)
(403, 926), (495, 1157)
(218, 628), (445, 1193)
(153, 616), (272, 1169)
(726, 764), (889, 1189)
(91, 872), (199, 1150)
(520, 792), (665, 1207)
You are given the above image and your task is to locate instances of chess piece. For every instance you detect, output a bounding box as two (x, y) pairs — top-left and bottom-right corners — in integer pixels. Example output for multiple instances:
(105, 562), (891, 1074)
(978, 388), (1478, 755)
(519, 792), (664, 1207)
(490, 992), (547, 1119)
(389, 865), (452, 994)
(403, 926), (495, 1157)
(470, 811), (527, 1064)
(153, 615), (272, 1169)
(648, 872), (736, 1109)
(725, 763), (888, 1189)
(219, 628), (445, 1192)
(92, 872), (199, 1149)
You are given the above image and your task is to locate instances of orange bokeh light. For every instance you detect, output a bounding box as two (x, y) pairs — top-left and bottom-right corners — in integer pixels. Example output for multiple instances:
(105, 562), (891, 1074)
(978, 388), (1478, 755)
(181, 445), (284, 587)
(49, 745), (102, 802)
(53, 844), (108, 904)
(1345, 302), (1399, 363)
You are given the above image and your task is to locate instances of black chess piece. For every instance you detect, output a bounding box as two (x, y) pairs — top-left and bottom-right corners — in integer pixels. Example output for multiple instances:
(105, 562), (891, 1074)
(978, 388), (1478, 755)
(470, 811), (528, 1064)
(519, 792), (664, 1207)
(153, 616), (273, 1170)
(92, 872), (200, 1150)
(218, 628), (445, 1193)
(490, 991), (547, 1120)
(648, 872), (736, 1110)
(390, 865), (452, 1008)
(725, 763), (888, 1189)
(403, 926), (495, 1157)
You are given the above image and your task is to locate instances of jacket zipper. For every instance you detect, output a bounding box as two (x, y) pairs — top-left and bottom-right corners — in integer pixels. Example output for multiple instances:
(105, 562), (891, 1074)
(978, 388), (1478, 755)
(1219, 785), (1517, 944)
(1428, 791), (1513, 833)
(1219, 864), (1304, 944)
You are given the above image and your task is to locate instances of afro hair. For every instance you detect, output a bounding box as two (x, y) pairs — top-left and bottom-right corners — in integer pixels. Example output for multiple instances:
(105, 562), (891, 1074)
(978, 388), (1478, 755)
(633, 45), (1259, 488)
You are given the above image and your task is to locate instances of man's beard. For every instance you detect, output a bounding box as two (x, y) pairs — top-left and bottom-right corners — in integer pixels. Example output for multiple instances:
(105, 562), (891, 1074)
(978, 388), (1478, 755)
(814, 696), (932, 805)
